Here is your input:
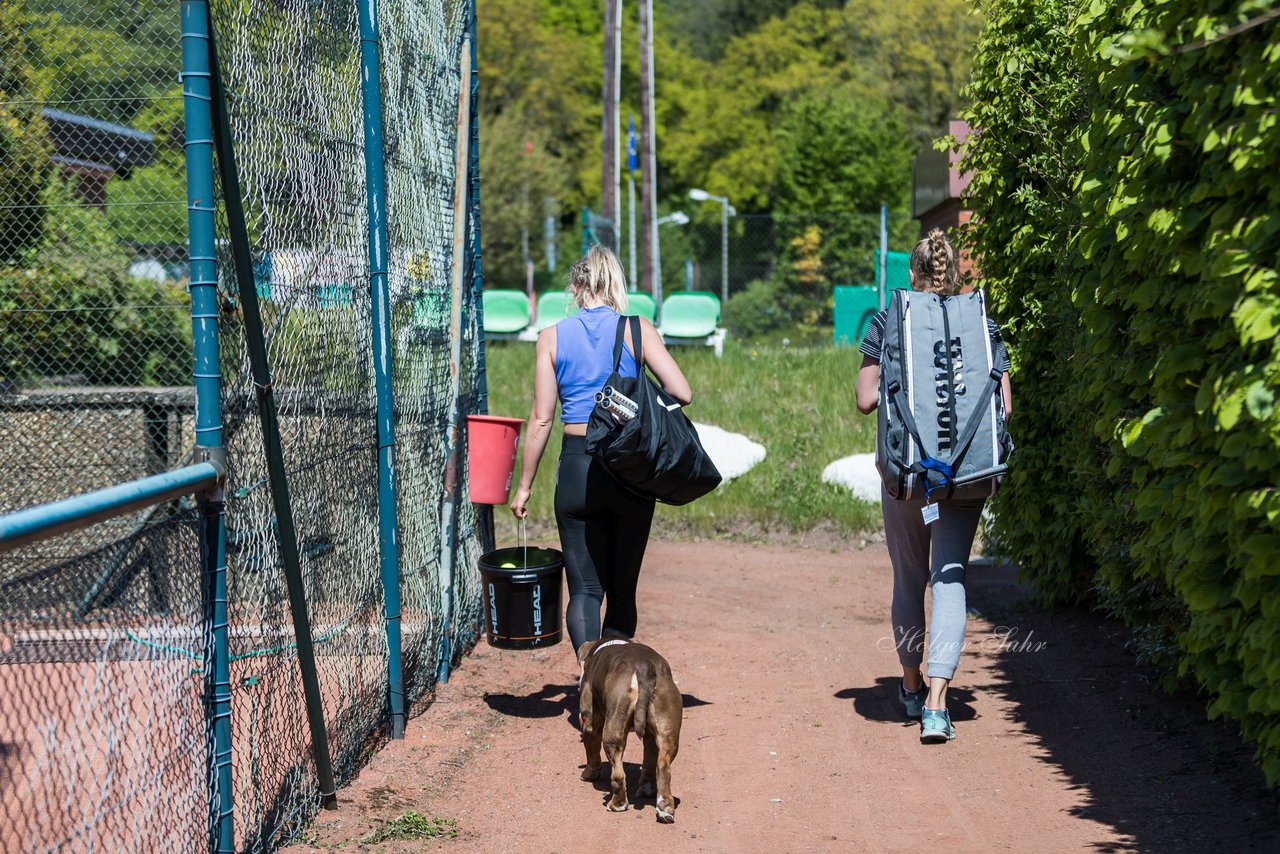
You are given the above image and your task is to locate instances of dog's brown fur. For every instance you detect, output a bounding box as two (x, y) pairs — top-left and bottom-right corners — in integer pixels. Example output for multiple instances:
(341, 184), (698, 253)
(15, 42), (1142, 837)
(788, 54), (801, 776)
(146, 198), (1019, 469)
(577, 638), (682, 822)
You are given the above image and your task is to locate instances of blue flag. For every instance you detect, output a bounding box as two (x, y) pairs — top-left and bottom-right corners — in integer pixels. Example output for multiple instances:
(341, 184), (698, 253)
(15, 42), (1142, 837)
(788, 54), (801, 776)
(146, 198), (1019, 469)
(626, 114), (638, 173)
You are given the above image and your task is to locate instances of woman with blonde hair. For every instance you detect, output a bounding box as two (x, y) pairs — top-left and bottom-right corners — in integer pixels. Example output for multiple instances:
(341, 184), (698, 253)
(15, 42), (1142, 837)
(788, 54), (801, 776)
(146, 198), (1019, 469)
(854, 228), (1013, 743)
(511, 244), (692, 657)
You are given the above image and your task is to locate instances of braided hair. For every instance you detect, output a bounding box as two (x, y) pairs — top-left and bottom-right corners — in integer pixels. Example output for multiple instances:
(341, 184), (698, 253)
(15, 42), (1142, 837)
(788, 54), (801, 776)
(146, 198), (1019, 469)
(909, 228), (960, 295)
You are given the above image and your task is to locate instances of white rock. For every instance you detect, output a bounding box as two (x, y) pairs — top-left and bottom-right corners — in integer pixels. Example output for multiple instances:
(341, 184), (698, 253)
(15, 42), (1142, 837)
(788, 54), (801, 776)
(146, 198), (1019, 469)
(821, 453), (881, 503)
(691, 422), (766, 481)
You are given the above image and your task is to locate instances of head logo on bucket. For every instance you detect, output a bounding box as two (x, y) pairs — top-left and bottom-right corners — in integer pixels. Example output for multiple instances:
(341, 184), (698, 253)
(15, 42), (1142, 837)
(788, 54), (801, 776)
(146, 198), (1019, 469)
(532, 585), (542, 636)
(488, 582), (498, 635)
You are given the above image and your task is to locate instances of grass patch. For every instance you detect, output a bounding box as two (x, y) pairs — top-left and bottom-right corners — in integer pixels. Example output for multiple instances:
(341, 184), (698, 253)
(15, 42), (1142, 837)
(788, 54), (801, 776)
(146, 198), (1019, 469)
(483, 336), (879, 543)
(362, 812), (457, 843)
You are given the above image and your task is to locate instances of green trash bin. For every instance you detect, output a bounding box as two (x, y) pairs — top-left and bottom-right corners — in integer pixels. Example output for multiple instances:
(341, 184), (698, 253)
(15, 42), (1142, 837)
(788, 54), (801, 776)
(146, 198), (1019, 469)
(833, 285), (880, 348)
(874, 250), (912, 304)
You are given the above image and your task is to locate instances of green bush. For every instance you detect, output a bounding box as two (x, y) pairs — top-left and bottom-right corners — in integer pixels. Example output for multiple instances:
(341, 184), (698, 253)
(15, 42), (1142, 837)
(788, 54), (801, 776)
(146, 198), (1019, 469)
(0, 177), (191, 387)
(0, 0), (51, 264)
(722, 277), (788, 339)
(965, 0), (1280, 787)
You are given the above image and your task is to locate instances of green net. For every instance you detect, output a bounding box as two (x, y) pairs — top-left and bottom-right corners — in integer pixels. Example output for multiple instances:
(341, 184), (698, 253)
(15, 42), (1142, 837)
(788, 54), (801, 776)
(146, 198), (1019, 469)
(0, 1), (485, 850)
(0, 3), (206, 850)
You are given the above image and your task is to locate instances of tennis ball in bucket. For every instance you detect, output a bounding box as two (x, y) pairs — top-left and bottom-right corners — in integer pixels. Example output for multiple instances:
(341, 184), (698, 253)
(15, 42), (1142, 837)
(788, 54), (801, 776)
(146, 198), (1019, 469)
(501, 561), (517, 568)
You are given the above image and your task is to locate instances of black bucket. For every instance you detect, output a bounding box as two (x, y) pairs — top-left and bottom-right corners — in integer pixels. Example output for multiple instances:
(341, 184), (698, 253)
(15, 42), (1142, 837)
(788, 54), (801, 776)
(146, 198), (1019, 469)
(478, 547), (564, 649)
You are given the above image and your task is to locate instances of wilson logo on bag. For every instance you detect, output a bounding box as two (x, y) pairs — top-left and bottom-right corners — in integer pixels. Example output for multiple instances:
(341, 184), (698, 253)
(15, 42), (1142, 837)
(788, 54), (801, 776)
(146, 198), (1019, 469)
(876, 289), (1013, 501)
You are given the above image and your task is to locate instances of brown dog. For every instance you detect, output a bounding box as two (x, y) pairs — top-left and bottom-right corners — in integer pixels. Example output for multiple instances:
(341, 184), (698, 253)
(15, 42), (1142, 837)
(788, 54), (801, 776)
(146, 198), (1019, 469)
(577, 637), (682, 822)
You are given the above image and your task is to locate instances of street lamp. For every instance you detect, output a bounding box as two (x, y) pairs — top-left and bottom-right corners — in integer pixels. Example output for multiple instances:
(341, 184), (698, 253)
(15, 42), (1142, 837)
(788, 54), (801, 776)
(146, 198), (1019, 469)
(688, 188), (734, 301)
(656, 211), (689, 227)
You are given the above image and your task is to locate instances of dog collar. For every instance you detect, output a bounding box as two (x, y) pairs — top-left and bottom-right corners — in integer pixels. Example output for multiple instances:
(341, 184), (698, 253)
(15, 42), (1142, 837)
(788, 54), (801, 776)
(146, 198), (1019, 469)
(591, 638), (629, 657)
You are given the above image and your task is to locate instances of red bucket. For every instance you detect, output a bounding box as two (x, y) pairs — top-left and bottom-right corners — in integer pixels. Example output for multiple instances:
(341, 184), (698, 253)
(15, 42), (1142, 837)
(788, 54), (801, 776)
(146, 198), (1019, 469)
(466, 415), (525, 504)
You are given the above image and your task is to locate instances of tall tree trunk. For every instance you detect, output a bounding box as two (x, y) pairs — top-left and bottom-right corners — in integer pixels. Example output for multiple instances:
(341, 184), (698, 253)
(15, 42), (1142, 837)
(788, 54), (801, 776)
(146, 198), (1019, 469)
(639, 0), (656, 295)
(601, 0), (618, 248)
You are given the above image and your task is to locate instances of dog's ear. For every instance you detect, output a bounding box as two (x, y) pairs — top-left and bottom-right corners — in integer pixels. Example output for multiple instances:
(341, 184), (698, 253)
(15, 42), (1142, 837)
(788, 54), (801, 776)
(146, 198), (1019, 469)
(577, 639), (601, 663)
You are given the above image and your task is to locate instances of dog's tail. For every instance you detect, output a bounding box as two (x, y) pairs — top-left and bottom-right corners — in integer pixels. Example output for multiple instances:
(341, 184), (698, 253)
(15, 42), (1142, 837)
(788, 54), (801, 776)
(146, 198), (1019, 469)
(632, 658), (656, 737)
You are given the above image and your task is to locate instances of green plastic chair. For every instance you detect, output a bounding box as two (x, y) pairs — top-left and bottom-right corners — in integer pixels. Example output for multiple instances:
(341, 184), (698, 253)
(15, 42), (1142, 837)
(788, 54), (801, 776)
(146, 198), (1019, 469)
(684, 290), (721, 319)
(533, 291), (579, 331)
(482, 289), (532, 335)
(833, 285), (880, 348)
(660, 292), (720, 338)
(626, 292), (658, 322)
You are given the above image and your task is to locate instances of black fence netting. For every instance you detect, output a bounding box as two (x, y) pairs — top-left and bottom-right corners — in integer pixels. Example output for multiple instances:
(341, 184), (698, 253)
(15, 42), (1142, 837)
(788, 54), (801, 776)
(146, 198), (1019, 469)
(1, 1), (485, 851)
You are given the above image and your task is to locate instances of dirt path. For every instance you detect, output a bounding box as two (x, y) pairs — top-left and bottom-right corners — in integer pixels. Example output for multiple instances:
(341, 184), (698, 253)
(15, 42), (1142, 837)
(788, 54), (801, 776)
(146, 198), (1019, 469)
(287, 540), (1279, 853)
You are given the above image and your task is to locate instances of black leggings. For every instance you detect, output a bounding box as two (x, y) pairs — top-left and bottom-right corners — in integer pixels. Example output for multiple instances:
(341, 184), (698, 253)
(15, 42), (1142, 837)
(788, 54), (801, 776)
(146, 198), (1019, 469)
(555, 434), (656, 652)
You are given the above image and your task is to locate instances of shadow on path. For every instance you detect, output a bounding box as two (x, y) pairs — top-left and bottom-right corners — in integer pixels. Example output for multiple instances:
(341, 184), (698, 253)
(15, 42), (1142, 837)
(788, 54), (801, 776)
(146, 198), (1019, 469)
(836, 679), (979, 724)
(484, 684), (711, 732)
(966, 562), (1279, 852)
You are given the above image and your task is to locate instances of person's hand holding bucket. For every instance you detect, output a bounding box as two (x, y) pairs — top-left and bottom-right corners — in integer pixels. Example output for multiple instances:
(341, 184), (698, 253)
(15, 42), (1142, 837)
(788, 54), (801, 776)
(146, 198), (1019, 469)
(510, 483), (532, 519)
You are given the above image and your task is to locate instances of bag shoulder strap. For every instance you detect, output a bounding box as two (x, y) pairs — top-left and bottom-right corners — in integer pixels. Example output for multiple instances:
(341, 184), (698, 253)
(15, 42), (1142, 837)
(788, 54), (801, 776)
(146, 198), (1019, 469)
(610, 314), (643, 370)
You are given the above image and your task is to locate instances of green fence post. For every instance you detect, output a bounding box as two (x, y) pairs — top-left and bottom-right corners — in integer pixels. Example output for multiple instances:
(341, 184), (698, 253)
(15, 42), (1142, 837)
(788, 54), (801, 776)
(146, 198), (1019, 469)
(180, 2), (233, 850)
(356, 0), (408, 741)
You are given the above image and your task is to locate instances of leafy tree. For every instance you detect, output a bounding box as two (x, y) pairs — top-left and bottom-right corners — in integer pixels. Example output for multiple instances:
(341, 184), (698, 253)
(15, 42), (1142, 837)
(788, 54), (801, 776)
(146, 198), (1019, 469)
(661, 0), (844, 60)
(768, 90), (913, 284)
(478, 0), (602, 202)
(473, 0), (984, 284)
(104, 88), (187, 246)
(836, 0), (983, 142)
(0, 0), (50, 263)
(661, 3), (846, 210)
(1, 175), (190, 386)
(478, 109), (573, 287)
(25, 0), (175, 125)
(774, 91), (911, 215)
(785, 224), (826, 331)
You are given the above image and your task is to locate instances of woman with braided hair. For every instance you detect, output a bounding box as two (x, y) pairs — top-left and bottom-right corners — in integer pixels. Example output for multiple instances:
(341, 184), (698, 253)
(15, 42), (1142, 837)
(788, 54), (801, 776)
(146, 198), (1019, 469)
(854, 228), (1013, 743)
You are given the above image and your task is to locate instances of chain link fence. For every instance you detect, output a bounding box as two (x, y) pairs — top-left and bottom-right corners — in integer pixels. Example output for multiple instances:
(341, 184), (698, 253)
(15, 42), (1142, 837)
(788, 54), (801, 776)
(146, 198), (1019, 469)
(660, 212), (907, 298)
(595, 209), (914, 298)
(1, 1), (485, 851)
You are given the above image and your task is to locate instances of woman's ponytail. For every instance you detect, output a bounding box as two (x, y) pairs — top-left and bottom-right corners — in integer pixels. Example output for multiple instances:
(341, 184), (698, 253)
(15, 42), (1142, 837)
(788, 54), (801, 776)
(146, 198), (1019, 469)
(569, 244), (629, 312)
(910, 228), (960, 295)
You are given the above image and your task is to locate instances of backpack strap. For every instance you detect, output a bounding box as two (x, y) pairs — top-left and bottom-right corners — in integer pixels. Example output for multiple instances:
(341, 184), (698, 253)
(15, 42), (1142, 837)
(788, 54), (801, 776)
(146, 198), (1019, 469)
(899, 367), (1004, 499)
(946, 368), (1004, 474)
(610, 314), (644, 371)
(886, 379), (950, 499)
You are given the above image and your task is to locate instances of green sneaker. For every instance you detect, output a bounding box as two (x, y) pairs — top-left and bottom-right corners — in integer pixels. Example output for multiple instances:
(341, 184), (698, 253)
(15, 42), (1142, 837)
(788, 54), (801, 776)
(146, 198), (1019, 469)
(898, 679), (927, 719)
(920, 707), (955, 743)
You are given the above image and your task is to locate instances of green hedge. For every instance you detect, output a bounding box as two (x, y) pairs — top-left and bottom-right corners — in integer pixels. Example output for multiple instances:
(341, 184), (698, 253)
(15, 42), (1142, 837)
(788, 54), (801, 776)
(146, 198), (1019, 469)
(965, 0), (1280, 787)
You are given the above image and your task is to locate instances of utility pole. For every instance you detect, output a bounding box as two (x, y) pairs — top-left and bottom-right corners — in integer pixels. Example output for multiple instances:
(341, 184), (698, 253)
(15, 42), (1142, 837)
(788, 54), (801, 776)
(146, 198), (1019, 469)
(627, 114), (637, 290)
(612, 0), (622, 250)
(639, 0), (656, 296)
(601, 0), (619, 247)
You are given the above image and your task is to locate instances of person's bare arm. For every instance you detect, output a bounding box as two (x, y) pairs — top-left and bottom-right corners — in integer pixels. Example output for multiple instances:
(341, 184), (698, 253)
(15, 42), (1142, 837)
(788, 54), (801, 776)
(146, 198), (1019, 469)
(1001, 372), (1013, 419)
(510, 327), (558, 519)
(634, 317), (692, 405)
(855, 355), (879, 414)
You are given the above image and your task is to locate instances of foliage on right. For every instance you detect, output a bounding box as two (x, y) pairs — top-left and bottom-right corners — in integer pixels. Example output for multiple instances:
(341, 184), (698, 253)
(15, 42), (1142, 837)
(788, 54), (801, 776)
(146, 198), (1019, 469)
(965, 0), (1280, 786)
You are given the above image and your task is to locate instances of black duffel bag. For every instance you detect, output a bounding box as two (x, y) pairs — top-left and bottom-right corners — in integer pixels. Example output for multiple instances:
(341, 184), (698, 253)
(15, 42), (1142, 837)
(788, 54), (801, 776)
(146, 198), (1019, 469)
(585, 316), (722, 505)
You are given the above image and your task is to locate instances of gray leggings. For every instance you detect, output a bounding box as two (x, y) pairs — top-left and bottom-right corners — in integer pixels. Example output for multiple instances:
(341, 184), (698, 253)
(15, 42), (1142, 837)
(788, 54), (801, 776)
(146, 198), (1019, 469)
(882, 488), (985, 680)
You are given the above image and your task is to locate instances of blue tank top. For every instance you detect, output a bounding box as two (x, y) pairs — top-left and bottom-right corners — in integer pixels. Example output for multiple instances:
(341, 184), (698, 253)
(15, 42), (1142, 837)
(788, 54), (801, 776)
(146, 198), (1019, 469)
(555, 306), (639, 423)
